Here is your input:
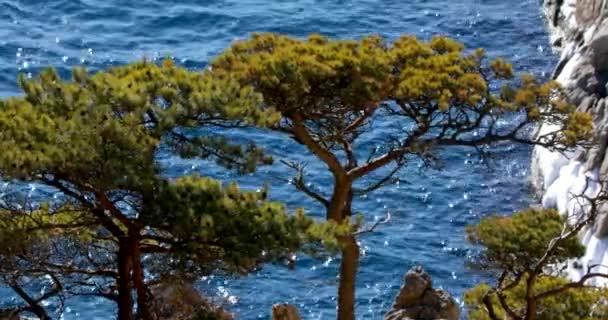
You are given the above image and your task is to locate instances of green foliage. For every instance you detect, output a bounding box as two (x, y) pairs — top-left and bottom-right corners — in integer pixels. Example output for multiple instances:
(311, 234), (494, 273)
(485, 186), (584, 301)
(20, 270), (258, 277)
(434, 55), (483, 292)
(465, 276), (608, 320)
(0, 58), (343, 318)
(209, 33), (594, 319)
(143, 175), (349, 273)
(466, 209), (585, 271)
(212, 33), (392, 116)
(465, 209), (605, 320)
(0, 60), (276, 185)
(0, 60), (335, 273)
(0, 205), (96, 258)
(0, 32), (596, 319)
(211, 33), (592, 150)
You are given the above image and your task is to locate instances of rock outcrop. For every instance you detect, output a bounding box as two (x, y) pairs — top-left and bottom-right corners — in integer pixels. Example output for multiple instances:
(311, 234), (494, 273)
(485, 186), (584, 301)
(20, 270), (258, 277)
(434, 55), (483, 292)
(384, 266), (459, 320)
(150, 280), (233, 320)
(0, 310), (37, 320)
(0, 310), (20, 320)
(532, 0), (608, 285)
(271, 304), (301, 320)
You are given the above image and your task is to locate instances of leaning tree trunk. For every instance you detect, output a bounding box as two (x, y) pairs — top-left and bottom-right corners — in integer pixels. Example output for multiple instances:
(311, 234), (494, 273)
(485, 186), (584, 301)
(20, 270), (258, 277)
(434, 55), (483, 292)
(337, 234), (359, 320)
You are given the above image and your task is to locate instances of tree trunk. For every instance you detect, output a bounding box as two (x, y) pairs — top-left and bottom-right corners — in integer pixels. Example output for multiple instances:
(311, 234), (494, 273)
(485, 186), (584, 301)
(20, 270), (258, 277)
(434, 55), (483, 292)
(337, 234), (359, 320)
(130, 233), (152, 320)
(117, 238), (134, 320)
(327, 177), (359, 320)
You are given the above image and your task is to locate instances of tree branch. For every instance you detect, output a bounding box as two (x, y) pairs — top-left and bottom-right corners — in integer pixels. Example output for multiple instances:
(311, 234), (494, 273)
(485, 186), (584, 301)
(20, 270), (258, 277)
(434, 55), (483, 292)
(353, 164), (405, 196)
(290, 113), (347, 178)
(348, 146), (410, 179)
(280, 160), (330, 208)
(353, 211), (391, 235)
(482, 291), (501, 320)
(43, 178), (125, 237)
(534, 272), (608, 300)
(9, 284), (51, 320)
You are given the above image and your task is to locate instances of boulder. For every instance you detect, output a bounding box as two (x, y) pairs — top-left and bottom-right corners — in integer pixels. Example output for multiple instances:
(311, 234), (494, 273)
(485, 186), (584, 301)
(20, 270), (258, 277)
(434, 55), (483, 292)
(271, 304), (301, 320)
(150, 280), (233, 320)
(385, 266), (459, 320)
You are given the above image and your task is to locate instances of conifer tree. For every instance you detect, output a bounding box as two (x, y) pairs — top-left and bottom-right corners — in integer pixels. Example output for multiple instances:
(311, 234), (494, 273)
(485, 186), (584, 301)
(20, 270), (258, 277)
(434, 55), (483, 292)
(465, 204), (608, 320)
(209, 33), (593, 320)
(0, 61), (347, 320)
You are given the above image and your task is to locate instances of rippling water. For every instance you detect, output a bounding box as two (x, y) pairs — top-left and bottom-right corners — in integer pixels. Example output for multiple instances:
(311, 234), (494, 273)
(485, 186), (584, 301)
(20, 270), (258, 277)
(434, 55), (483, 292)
(0, 0), (557, 319)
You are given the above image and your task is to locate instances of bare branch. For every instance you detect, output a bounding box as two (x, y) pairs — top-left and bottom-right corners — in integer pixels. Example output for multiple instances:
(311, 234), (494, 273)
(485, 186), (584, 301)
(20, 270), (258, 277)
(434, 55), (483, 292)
(280, 160), (330, 208)
(348, 145), (411, 179)
(340, 139), (358, 170)
(353, 164), (406, 196)
(534, 272), (608, 300)
(353, 211), (391, 235)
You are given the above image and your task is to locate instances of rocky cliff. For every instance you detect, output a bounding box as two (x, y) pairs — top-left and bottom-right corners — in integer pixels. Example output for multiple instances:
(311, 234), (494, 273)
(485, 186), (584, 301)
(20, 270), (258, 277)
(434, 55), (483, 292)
(531, 0), (608, 285)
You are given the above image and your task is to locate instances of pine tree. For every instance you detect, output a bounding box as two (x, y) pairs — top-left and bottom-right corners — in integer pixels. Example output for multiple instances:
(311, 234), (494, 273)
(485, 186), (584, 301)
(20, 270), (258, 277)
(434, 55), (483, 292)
(0, 60), (348, 320)
(465, 207), (608, 320)
(208, 33), (593, 320)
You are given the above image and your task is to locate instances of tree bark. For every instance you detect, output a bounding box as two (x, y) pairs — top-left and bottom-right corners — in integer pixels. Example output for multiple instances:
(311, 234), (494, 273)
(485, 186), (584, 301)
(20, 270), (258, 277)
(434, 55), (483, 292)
(337, 234), (359, 320)
(117, 238), (134, 320)
(329, 177), (359, 320)
(327, 176), (350, 221)
(289, 114), (361, 320)
(130, 232), (152, 320)
(524, 275), (537, 320)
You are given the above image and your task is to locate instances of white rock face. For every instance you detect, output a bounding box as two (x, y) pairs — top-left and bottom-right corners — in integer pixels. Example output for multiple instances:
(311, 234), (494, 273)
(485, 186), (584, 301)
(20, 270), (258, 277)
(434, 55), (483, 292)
(534, 0), (608, 285)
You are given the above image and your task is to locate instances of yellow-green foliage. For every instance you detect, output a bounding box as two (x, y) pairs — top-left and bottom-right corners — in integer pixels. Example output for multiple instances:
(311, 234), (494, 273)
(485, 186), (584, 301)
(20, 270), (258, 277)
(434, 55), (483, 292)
(466, 209), (585, 271)
(210, 33), (591, 148)
(142, 175), (350, 272)
(465, 209), (601, 320)
(0, 60), (277, 186)
(0, 204), (104, 279)
(0, 33), (596, 317)
(0, 206), (90, 256)
(0, 59), (344, 284)
(465, 276), (608, 320)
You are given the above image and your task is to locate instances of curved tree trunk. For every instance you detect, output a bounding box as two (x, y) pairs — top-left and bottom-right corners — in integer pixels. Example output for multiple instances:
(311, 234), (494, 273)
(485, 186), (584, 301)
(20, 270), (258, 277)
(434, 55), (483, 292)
(337, 234), (359, 320)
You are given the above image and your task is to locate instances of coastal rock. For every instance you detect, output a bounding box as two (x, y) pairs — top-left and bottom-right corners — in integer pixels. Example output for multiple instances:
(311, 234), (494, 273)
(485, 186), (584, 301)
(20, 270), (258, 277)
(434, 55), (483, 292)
(576, 0), (606, 27)
(150, 280), (233, 320)
(0, 310), (20, 320)
(384, 266), (459, 320)
(542, 0), (579, 47)
(0, 311), (35, 320)
(271, 304), (301, 320)
(534, 0), (608, 286)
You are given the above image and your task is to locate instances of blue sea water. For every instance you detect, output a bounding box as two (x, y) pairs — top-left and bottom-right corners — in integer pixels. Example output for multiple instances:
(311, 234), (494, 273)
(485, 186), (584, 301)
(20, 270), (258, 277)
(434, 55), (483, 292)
(0, 0), (558, 319)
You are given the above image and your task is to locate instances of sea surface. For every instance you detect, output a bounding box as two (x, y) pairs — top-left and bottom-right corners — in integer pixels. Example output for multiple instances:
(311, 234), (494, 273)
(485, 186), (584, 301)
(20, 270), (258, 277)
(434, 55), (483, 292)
(0, 0), (558, 319)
